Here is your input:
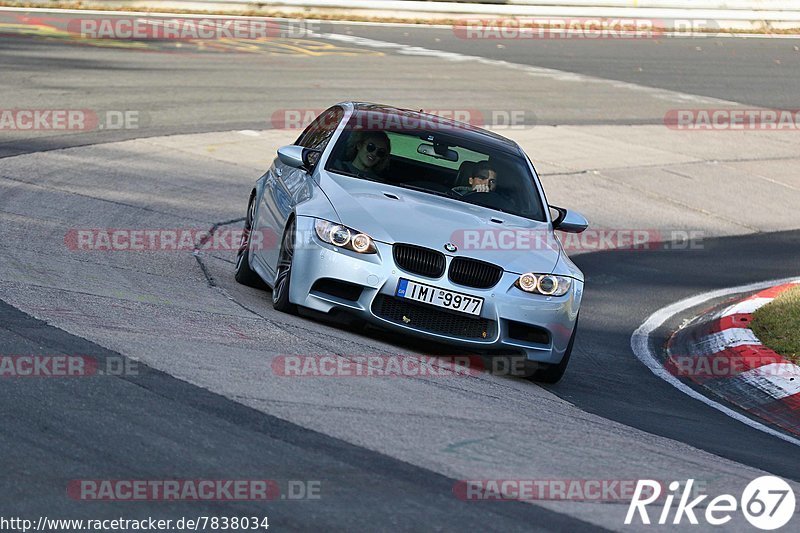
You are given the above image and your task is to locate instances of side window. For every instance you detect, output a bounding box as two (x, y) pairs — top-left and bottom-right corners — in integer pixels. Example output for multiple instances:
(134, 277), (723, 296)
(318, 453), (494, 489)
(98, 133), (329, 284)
(296, 107), (344, 152)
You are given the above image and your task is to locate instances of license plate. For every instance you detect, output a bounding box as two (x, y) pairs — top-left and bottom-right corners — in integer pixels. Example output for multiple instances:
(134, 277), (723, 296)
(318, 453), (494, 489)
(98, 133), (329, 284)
(395, 279), (484, 316)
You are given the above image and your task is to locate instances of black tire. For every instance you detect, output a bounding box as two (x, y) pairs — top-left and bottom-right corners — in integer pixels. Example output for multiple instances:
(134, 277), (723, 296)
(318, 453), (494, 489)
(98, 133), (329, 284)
(235, 194), (267, 289)
(527, 315), (579, 384)
(272, 218), (298, 314)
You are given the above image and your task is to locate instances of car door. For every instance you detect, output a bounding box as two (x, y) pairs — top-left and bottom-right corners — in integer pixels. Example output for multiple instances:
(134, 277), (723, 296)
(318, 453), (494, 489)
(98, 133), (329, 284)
(255, 106), (344, 280)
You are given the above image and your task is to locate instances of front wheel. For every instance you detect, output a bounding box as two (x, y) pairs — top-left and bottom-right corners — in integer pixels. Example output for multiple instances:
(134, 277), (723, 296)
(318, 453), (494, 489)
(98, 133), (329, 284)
(272, 218), (298, 314)
(235, 194), (267, 289)
(527, 315), (578, 384)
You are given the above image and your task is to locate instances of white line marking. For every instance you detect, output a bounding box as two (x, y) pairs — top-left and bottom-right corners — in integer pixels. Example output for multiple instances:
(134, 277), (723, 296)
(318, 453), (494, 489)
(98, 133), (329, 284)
(631, 276), (800, 447)
(116, 7), (738, 105)
(313, 32), (738, 105)
(721, 297), (774, 316)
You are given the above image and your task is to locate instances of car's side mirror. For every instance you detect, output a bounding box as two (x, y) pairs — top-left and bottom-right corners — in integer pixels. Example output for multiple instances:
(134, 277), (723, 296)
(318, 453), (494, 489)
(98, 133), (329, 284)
(550, 205), (588, 233)
(277, 145), (321, 172)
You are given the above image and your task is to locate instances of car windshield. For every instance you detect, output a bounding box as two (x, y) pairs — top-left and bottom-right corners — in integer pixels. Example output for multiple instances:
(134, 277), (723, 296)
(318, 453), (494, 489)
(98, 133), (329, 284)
(325, 112), (546, 221)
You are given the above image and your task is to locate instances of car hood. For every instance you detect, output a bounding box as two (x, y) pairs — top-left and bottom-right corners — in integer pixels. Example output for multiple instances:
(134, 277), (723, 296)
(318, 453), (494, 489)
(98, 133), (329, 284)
(319, 171), (560, 275)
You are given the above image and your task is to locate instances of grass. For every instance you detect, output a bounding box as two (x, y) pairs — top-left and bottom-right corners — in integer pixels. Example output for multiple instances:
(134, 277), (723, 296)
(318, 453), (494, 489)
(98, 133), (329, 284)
(751, 285), (800, 363)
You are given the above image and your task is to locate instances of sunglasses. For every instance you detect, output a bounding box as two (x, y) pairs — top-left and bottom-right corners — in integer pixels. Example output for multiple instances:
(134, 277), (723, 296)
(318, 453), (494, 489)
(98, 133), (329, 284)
(365, 143), (388, 158)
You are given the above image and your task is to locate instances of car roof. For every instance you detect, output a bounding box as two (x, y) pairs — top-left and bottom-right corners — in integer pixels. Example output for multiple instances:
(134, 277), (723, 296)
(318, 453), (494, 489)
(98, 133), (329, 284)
(339, 102), (523, 156)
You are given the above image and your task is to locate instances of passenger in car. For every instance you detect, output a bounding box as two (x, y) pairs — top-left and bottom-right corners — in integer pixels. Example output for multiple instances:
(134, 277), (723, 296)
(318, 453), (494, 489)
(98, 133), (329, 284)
(339, 131), (391, 180)
(452, 160), (497, 195)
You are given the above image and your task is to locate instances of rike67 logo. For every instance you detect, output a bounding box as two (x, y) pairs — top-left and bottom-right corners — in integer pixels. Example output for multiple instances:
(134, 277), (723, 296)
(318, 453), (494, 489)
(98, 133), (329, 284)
(626, 477), (795, 530)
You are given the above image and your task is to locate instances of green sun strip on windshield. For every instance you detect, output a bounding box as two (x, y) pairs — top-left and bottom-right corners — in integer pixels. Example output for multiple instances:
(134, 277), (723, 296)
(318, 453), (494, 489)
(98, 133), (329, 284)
(386, 132), (485, 170)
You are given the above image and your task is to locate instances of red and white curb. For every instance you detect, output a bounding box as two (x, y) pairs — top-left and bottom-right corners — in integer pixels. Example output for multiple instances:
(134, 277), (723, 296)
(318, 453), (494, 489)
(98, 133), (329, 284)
(666, 282), (800, 437)
(631, 277), (800, 447)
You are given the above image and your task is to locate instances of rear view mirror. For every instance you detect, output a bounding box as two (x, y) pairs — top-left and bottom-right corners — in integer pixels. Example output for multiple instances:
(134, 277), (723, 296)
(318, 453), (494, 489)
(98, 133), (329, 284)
(550, 205), (589, 233)
(417, 143), (458, 162)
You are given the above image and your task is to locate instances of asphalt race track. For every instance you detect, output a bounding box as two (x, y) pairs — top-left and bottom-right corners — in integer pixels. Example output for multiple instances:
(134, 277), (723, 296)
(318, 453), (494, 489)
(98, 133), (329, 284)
(1, 8), (800, 532)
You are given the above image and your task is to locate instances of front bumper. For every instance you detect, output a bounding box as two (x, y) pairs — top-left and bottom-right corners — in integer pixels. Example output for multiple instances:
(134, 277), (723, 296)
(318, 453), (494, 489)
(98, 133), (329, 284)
(289, 216), (582, 364)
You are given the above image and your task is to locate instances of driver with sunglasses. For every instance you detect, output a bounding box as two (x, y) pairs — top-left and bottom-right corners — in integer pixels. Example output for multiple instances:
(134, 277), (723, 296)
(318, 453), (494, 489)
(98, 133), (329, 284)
(341, 131), (391, 180)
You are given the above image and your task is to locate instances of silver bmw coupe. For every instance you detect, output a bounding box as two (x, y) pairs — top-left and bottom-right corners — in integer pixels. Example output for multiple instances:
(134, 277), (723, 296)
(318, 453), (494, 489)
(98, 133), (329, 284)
(236, 103), (588, 382)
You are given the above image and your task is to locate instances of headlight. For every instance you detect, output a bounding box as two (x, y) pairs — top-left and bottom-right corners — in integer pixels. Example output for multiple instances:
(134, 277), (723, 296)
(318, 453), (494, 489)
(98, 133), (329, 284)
(514, 273), (573, 297)
(314, 219), (377, 254)
(351, 233), (372, 253)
